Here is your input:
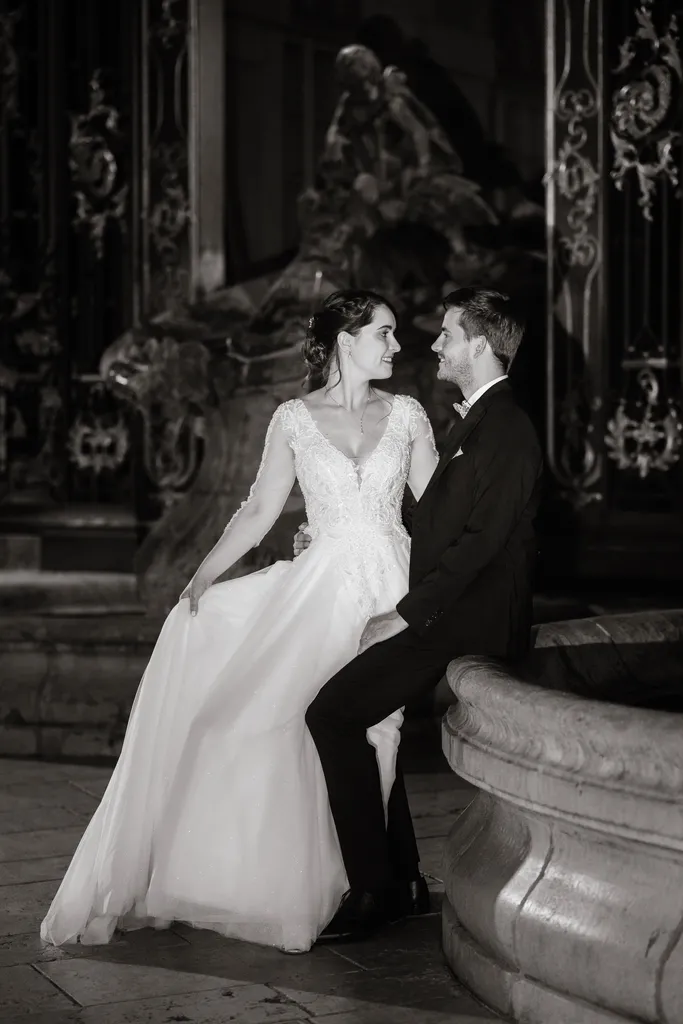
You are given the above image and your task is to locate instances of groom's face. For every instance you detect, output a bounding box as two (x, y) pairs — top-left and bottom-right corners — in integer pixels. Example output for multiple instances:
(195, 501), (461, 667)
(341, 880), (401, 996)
(432, 308), (474, 389)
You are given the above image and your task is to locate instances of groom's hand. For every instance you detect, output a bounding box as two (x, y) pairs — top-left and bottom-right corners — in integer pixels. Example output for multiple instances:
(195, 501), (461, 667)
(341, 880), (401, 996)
(293, 522), (312, 558)
(358, 610), (408, 655)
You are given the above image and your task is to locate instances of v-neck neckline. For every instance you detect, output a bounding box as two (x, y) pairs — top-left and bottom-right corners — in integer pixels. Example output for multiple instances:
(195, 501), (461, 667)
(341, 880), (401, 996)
(298, 395), (397, 477)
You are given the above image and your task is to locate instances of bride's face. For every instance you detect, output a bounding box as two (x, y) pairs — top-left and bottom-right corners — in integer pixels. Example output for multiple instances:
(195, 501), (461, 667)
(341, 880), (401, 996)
(341, 305), (400, 380)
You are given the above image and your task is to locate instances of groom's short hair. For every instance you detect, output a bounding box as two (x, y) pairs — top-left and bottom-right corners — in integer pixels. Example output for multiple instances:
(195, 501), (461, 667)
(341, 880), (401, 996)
(443, 288), (525, 371)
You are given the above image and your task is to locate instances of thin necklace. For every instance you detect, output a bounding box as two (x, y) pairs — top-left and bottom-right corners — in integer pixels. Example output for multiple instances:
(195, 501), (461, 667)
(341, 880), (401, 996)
(327, 387), (373, 435)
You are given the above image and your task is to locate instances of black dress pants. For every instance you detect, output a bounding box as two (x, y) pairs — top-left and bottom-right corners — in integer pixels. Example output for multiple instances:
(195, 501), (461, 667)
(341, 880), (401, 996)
(305, 628), (451, 892)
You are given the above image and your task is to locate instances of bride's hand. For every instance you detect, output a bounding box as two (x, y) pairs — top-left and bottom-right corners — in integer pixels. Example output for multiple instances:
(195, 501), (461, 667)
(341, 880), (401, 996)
(180, 573), (213, 616)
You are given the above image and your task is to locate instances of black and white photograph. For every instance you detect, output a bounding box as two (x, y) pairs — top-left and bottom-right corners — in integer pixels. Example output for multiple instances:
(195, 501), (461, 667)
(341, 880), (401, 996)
(0, 0), (682, 1021)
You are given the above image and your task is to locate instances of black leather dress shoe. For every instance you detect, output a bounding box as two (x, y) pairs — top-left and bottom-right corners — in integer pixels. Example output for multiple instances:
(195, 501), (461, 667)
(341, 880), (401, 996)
(390, 874), (432, 920)
(318, 889), (391, 942)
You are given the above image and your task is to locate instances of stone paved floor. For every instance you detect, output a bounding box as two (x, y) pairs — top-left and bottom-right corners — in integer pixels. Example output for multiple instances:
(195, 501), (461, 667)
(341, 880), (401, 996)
(0, 759), (502, 1024)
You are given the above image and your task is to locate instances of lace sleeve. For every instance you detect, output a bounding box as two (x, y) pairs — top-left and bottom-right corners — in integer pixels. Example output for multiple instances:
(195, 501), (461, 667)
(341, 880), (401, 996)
(404, 396), (439, 457)
(188, 403), (296, 585)
(403, 396), (439, 502)
(224, 402), (296, 535)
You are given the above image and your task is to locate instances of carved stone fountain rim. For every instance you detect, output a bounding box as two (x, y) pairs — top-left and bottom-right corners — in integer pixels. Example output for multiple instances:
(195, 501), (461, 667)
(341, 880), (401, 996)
(446, 656), (683, 784)
(444, 639), (683, 848)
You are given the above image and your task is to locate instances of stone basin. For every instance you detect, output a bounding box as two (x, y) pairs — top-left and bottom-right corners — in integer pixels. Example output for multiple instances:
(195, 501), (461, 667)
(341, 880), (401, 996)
(442, 609), (683, 1024)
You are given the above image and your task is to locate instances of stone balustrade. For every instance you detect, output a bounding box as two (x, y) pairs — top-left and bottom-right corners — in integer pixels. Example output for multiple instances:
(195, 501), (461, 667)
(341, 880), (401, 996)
(442, 610), (683, 1024)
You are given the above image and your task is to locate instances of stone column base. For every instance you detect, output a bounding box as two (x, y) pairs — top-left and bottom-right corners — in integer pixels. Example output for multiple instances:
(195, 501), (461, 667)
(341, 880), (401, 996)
(440, 797), (676, 1024)
(443, 900), (641, 1024)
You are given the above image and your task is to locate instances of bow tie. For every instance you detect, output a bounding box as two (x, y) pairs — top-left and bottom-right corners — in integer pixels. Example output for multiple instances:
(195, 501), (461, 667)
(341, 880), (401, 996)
(453, 401), (470, 419)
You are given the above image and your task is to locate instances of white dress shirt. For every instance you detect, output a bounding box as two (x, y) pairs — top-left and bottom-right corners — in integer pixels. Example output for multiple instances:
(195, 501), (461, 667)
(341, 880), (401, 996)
(453, 375), (508, 418)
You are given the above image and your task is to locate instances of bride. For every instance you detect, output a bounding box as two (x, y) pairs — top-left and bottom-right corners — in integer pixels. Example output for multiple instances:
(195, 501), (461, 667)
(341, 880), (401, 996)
(40, 289), (439, 954)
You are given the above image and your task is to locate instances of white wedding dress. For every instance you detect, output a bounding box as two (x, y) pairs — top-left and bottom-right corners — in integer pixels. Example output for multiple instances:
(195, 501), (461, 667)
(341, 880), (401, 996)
(40, 394), (435, 953)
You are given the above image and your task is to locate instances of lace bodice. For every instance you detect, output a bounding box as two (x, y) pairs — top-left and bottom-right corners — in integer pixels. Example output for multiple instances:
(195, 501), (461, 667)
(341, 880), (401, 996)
(226, 394), (437, 617)
(280, 395), (431, 541)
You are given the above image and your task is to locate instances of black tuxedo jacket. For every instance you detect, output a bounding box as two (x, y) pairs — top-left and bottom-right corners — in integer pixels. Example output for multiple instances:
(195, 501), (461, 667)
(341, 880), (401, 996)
(397, 381), (543, 659)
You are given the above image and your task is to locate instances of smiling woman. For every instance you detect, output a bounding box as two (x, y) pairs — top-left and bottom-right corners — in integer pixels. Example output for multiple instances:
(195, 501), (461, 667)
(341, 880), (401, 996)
(302, 289), (400, 389)
(300, 288), (402, 460)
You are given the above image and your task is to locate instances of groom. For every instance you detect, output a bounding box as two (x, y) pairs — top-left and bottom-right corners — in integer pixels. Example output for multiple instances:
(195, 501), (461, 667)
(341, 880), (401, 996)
(300, 287), (543, 940)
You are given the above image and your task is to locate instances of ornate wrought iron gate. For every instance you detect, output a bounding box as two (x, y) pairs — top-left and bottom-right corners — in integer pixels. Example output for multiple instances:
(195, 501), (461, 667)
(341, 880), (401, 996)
(0, 0), (198, 567)
(1, 0), (135, 509)
(2, 0), (681, 577)
(546, 0), (682, 576)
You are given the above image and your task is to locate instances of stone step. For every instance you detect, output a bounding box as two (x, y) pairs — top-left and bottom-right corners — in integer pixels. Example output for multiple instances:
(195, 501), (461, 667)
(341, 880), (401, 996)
(0, 611), (160, 759)
(0, 504), (138, 572)
(0, 535), (41, 571)
(0, 570), (143, 616)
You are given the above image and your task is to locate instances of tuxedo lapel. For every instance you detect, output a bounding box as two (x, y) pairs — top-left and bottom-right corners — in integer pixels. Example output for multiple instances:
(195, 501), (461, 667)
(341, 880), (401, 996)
(426, 401), (487, 493)
(417, 381), (512, 506)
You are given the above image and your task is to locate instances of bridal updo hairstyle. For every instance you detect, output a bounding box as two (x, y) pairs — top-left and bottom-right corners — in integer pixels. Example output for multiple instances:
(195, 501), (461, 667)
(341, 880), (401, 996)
(303, 289), (396, 391)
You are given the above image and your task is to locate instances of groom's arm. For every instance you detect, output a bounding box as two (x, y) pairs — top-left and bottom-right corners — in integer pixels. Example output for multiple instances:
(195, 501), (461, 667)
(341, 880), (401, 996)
(396, 423), (542, 637)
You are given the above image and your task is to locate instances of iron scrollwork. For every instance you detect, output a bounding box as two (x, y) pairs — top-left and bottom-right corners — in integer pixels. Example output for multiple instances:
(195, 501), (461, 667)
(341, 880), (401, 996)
(0, 3), (68, 500)
(606, 366), (681, 478)
(546, 0), (604, 509)
(68, 412), (130, 476)
(144, 0), (192, 314)
(555, 89), (601, 269)
(69, 70), (128, 258)
(557, 389), (603, 505)
(0, 6), (21, 118)
(148, 142), (191, 309)
(152, 0), (186, 48)
(0, 267), (65, 494)
(610, 0), (681, 220)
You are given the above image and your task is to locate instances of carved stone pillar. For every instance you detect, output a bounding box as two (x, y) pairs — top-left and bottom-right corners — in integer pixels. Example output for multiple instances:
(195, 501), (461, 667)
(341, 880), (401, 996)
(124, 0), (230, 531)
(137, 0), (226, 318)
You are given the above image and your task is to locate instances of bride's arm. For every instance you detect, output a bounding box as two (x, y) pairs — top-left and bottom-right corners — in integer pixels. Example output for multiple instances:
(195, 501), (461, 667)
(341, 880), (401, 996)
(185, 407), (295, 610)
(406, 401), (439, 502)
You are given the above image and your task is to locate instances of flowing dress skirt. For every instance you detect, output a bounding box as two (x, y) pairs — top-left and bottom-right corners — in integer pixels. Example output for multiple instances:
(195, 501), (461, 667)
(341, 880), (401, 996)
(40, 532), (409, 952)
